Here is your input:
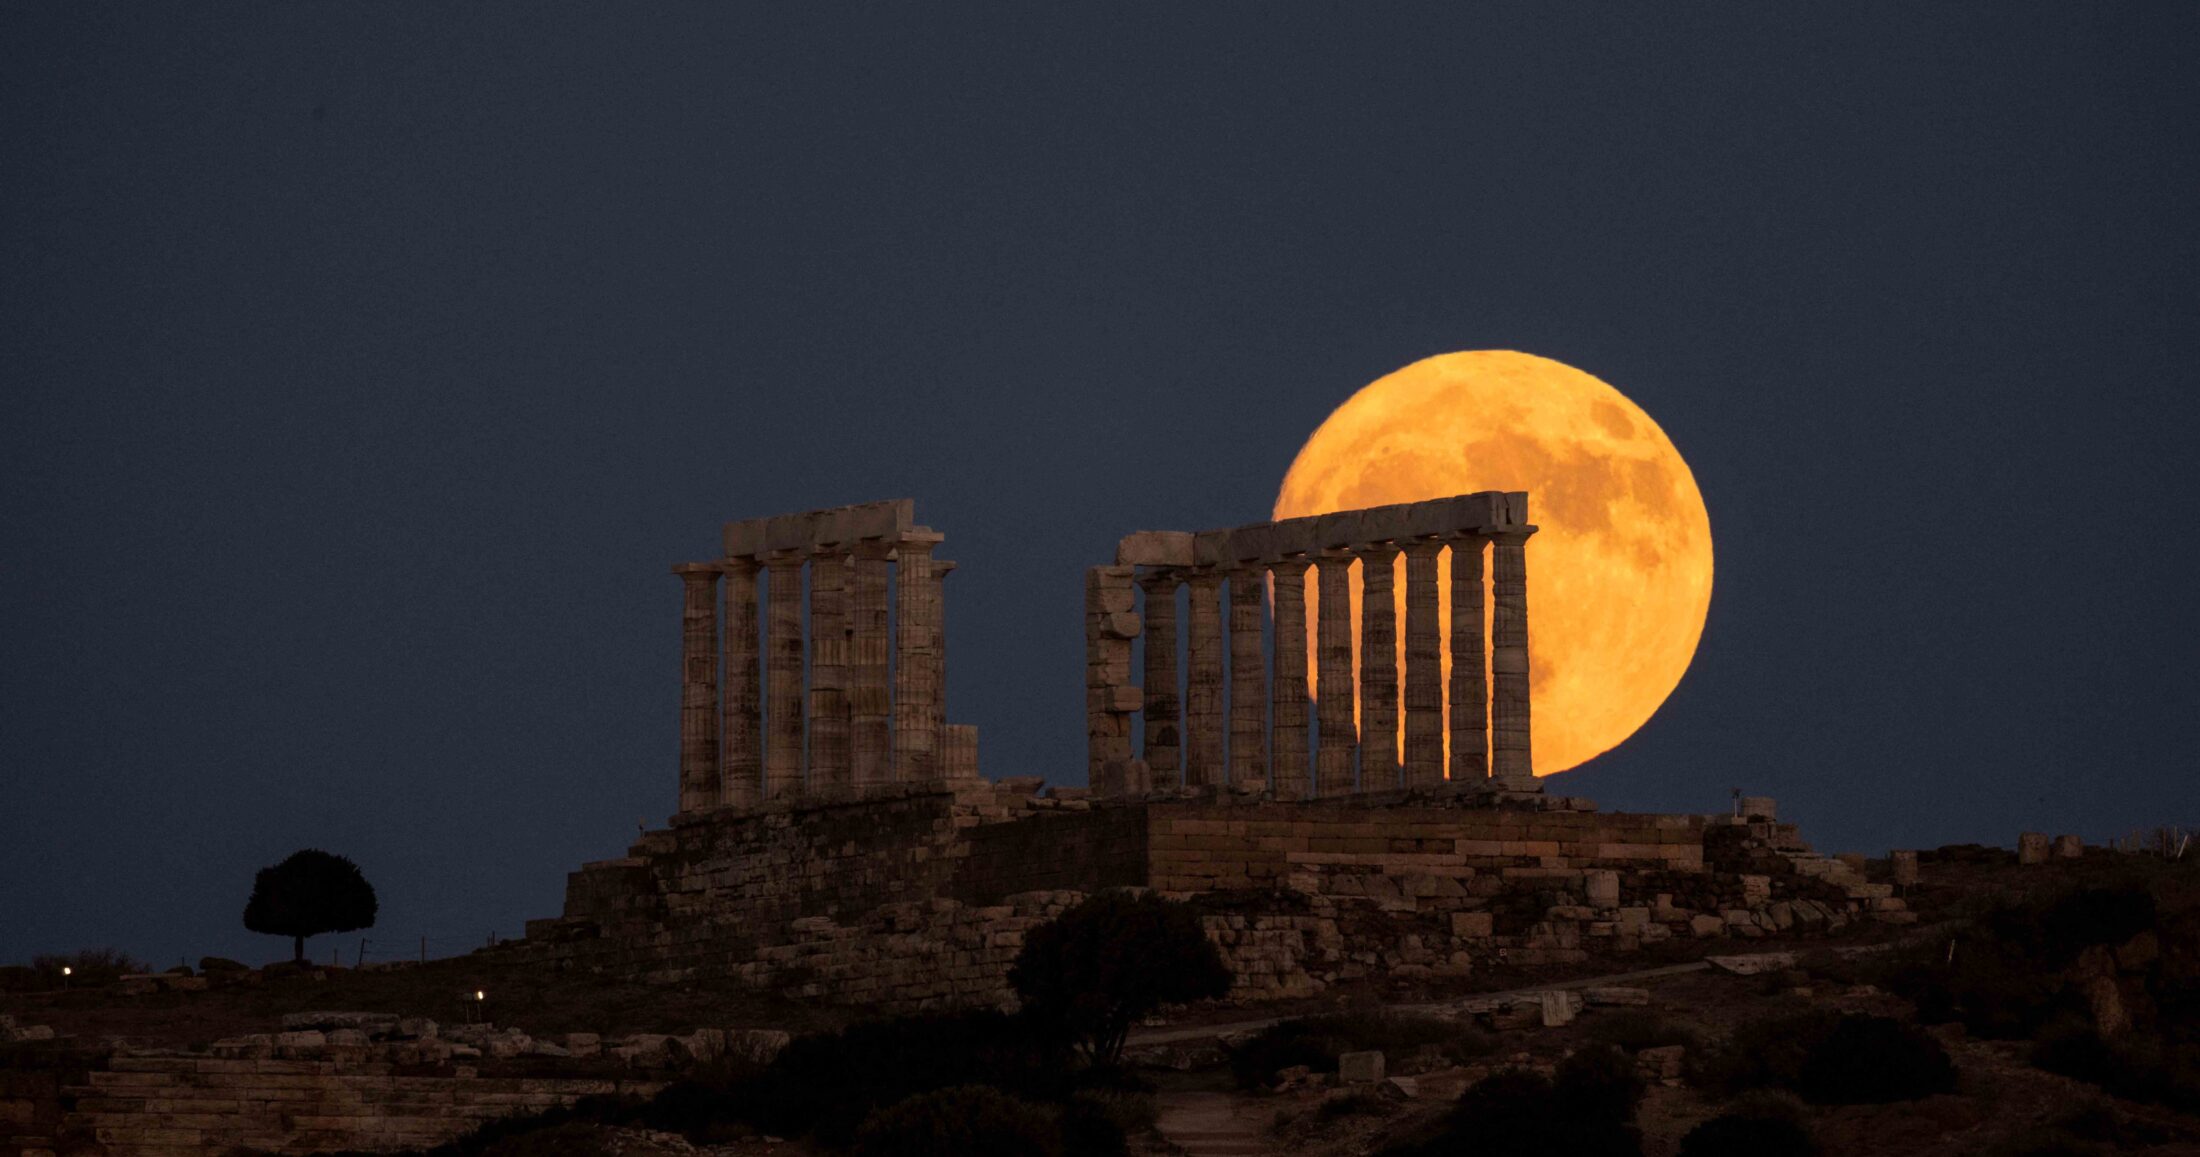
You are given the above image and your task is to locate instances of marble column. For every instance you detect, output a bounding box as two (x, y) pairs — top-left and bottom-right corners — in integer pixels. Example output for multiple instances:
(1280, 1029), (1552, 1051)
(1314, 550), (1357, 797)
(720, 557), (762, 808)
(1138, 569), (1182, 783)
(1268, 557), (1311, 799)
(807, 548), (851, 790)
(931, 559), (954, 764)
(1401, 540), (1445, 788)
(848, 540), (894, 788)
(763, 550), (806, 798)
(1184, 569), (1226, 787)
(893, 530), (944, 781)
(1357, 544), (1400, 791)
(1085, 566), (1138, 788)
(1490, 528), (1538, 788)
(1227, 567), (1267, 787)
(1448, 535), (1490, 782)
(674, 564), (721, 814)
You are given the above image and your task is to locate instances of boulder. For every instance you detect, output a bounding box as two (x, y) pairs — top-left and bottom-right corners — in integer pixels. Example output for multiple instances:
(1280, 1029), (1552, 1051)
(1537, 990), (1581, 1027)
(2018, 832), (2050, 865)
(1706, 952), (1798, 977)
(199, 957), (249, 974)
(1338, 1050), (1386, 1084)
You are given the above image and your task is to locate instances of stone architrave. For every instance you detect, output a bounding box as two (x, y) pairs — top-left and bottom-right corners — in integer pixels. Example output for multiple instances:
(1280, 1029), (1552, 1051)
(762, 551), (807, 798)
(1358, 543), (1400, 791)
(1184, 570), (1226, 786)
(848, 540), (894, 788)
(893, 531), (944, 781)
(1138, 569), (1182, 784)
(1449, 535), (1490, 782)
(1489, 528), (1537, 788)
(807, 548), (852, 791)
(720, 557), (763, 807)
(1269, 557), (1311, 799)
(673, 564), (722, 814)
(1227, 567), (1267, 787)
(1401, 540), (1445, 788)
(1314, 551), (1357, 796)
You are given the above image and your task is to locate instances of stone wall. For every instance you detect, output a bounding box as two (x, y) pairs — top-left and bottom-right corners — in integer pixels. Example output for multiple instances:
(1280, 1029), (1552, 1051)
(517, 781), (1912, 1014)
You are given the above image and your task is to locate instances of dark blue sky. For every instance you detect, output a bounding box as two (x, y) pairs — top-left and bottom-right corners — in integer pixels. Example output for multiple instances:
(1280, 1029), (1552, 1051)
(5, 5), (2195, 968)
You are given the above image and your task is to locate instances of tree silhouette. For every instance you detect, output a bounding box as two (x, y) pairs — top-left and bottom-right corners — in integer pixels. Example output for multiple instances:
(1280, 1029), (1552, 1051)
(1008, 890), (1231, 1067)
(242, 850), (377, 963)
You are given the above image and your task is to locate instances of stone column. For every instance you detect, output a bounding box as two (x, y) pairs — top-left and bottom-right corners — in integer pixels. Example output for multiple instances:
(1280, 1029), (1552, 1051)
(894, 531), (945, 781)
(944, 723), (980, 780)
(807, 548), (851, 791)
(1448, 535), (1490, 782)
(720, 556), (763, 808)
(674, 564), (721, 814)
(1489, 528), (1537, 788)
(1314, 550), (1357, 796)
(1184, 570), (1226, 786)
(1138, 569), (1182, 784)
(848, 540), (894, 789)
(1401, 540), (1445, 788)
(931, 559), (954, 767)
(763, 550), (807, 798)
(1357, 543), (1400, 791)
(1268, 557), (1311, 799)
(1085, 565), (1139, 789)
(1227, 567), (1267, 787)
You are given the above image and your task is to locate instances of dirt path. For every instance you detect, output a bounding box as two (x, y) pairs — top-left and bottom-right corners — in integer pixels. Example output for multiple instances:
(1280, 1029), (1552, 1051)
(1153, 1090), (1271, 1156)
(1128, 960), (1713, 1047)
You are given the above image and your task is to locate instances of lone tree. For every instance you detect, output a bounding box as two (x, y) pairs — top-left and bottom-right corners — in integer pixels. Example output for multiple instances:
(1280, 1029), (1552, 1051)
(242, 850), (377, 963)
(1008, 890), (1231, 1067)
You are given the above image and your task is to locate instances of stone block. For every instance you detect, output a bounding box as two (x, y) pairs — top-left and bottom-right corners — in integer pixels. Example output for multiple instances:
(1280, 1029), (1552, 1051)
(2018, 832), (2050, 865)
(1537, 990), (1581, 1026)
(1116, 531), (1196, 567)
(2052, 834), (2083, 859)
(1688, 914), (1725, 938)
(1338, 1050), (1386, 1083)
(1738, 796), (1776, 821)
(1450, 911), (1494, 938)
(1890, 850), (1919, 886)
(1585, 870), (1620, 907)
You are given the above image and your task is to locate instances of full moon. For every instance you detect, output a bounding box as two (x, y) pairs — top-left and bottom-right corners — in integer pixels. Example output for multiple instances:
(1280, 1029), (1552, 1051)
(1274, 350), (1713, 776)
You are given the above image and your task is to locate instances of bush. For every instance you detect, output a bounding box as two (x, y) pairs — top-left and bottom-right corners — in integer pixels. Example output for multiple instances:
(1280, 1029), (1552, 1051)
(1010, 891), (1231, 1067)
(1059, 1089), (1148, 1157)
(855, 1086), (1064, 1157)
(1698, 1012), (1954, 1104)
(739, 1010), (1069, 1146)
(1229, 1011), (1492, 1089)
(2031, 1019), (2200, 1113)
(1555, 1045), (1645, 1124)
(1587, 1010), (1701, 1053)
(1380, 1065), (1640, 1157)
(1679, 1113), (1820, 1157)
(1795, 1014), (1956, 1104)
(1890, 877), (2162, 1040)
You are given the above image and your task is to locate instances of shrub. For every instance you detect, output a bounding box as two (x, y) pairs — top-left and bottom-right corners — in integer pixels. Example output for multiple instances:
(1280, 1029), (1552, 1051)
(1060, 1089), (1148, 1157)
(1381, 1065), (1641, 1157)
(1555, 1045), (1645, 1124)
(242, 849), (378, 963)
(1010, 891), (1230, 1067)
(1229, 1011), (1491, 1089)
(1794, 1014), (1956, 1104)
(1698, 1012), (1954, 1104)
(739, 1010), (1069, 1145)
(1587, 1010), (1700, 1053)
(1679, 1113), (1820, 1157)
(2031, 1019), (2200, 1113)
(855, 1086), (1063, 1157)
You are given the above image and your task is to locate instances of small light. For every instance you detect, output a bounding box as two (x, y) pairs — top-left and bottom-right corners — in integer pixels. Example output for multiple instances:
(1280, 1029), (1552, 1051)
(62, 966), (72, 976)
(475, 990), (485, 1001)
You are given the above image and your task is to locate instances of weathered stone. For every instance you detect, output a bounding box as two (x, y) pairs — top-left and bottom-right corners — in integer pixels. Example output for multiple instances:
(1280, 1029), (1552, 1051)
(1890, 849), (1919, 886)
(2018, 831), (2050, 865)
(1338, 1049), (1387, 1083)
(1358, 544), (1400, 791)
(2052, 834), (2083, 859)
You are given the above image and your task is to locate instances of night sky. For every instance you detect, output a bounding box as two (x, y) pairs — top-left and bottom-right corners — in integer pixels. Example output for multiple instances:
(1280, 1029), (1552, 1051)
(6, 6), (2195, 969)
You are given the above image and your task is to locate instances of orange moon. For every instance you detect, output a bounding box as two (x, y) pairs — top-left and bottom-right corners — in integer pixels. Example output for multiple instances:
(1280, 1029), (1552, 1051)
(1273, 351), (1713, 776)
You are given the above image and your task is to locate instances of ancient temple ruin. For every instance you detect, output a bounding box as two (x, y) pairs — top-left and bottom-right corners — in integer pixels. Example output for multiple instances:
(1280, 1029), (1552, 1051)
(509, 490), (1909, 1016)
(1088, 491), (1537, 798)
(669, 499), (979, 814)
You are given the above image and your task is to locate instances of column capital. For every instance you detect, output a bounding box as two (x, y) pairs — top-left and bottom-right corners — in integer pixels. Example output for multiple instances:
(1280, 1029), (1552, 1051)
(672, 562), (721, 580)
(1185, 566), (1222, 588)
(1400, 538), (1445, 559)
(851, 536), (898, 561)
(761, 548), (808, 567)
(1136, 566), (1182, 589)
(934, 559), (957, 576)
(1488, 525), (1540, 545)
(718, 554), (762, 573)
(1354, 540), (1399, 557)
(896, 528), (946, 552)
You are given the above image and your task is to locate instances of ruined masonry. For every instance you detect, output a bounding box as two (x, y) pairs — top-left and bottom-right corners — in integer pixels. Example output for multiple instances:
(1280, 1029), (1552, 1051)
(509, 493), (1912, 1015)
(1091, 490), (1536, 798)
